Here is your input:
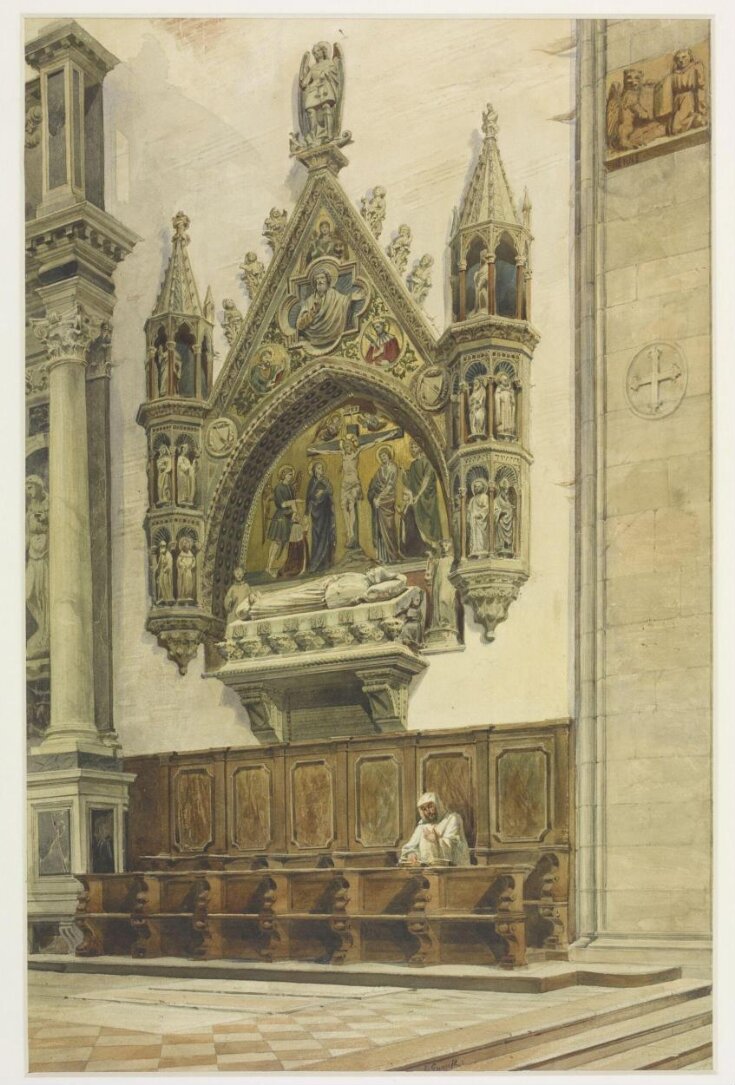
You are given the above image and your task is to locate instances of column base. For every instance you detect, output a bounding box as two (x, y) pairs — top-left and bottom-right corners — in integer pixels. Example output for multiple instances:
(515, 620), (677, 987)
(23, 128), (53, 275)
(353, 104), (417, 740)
(569, 933), (712, 976)
(27, 763), (136, 943)
(31, 726), (121, 759)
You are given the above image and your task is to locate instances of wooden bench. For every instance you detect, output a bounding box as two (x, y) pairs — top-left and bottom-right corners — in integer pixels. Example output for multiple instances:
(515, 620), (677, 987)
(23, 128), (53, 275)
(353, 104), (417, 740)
(74, 864), (532, 969)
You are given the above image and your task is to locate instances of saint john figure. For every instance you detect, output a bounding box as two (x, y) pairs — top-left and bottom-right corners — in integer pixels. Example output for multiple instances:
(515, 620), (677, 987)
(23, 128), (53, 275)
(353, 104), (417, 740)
(306, 460), (336, 573)
(367, 445), (400, 563)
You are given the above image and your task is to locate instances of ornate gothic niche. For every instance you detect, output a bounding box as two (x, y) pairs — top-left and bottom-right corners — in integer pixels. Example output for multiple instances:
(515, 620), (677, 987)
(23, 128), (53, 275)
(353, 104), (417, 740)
(26, 443), (50, 737)
(137, 45), (538, 683)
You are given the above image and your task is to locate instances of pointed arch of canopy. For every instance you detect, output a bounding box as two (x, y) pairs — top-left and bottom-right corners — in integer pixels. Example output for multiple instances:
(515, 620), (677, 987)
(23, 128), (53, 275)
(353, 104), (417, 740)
(201, 357), (451, 620)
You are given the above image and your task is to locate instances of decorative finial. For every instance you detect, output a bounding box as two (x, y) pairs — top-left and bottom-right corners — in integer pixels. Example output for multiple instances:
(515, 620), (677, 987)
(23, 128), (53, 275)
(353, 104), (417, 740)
(172, 211), (191, 243)
(482, 104), (499, 140)
(239, 252), (266, 299)
(522, 188), (532, 228)
(263, 208), (288, 253)
(360, 186), (387, 239)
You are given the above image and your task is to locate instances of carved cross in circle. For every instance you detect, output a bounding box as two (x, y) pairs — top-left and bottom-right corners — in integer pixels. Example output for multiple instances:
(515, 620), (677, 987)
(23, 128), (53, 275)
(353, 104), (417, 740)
(625, 342), (687, 420)
(629, 345), (681, 413)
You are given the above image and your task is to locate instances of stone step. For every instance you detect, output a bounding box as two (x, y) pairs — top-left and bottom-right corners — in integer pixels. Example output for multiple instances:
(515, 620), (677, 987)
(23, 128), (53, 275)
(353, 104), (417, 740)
(466, 995), (712, 1070)
(307, 978), (711, 1072)
(582, 1024), (712, 1071)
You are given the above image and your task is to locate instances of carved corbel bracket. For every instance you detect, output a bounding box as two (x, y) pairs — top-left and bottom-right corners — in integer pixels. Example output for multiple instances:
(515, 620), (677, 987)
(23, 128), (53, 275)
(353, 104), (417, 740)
(147, 612), (222, 676)
(451, 567), (527, 643)
(230, 683), (287, 743)
(356, 667), (410, 731)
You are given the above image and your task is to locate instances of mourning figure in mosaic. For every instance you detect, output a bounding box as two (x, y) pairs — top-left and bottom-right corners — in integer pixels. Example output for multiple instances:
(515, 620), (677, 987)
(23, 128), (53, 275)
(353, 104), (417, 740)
(401, 439), (442, 556)
(295, 266), (365, 350)
(494, 372), (517, 438)
(176, 440), (197, 505)
(155, 541), (174, 603)
(156, 445), (173, 505)
(467, 477), (491, 559)
(297, 41), (345, 147)
(494, 477), (516, 556)
(266, 465), (301, 578)
(306, 459), (336, 574)
(235, 566), (408, 622)
(25, 475), (49, 657)
(368, 445), (400, 564)
(400, 792), (470, 867)
(176, 536), (197, 601)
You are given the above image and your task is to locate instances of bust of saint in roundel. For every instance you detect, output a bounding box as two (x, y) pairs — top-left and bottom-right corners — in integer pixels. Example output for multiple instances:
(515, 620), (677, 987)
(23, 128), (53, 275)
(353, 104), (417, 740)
(294, 262), (365, 352)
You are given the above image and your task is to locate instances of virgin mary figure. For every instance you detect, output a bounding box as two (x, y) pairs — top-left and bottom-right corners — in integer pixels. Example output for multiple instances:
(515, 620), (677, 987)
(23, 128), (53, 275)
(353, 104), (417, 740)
(306, 459), (336, 574)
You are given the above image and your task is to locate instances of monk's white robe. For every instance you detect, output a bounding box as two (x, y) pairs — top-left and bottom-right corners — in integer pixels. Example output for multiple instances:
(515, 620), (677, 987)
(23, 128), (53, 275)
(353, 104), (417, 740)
(400, 810), (470, 866)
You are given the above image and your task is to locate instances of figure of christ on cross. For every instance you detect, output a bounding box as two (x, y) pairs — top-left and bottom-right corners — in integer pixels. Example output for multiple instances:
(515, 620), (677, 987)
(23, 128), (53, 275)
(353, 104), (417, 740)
(307, 423), (403, 554)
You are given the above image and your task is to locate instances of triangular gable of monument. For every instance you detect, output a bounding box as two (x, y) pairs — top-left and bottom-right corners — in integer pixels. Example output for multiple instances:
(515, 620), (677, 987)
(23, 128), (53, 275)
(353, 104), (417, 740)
(209, 169), (441, 421)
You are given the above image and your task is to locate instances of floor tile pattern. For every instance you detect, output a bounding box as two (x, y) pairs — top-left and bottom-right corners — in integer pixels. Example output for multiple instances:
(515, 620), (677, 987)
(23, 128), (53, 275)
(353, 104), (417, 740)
(28, 971), (597, 1073)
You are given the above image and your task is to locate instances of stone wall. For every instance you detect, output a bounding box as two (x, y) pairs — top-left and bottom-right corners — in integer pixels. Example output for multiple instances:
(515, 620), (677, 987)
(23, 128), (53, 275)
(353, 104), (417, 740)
(576, 18), (711, 962)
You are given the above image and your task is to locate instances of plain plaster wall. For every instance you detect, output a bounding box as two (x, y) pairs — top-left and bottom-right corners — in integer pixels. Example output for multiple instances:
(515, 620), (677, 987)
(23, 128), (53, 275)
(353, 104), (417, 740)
(27, 17), (576, 756)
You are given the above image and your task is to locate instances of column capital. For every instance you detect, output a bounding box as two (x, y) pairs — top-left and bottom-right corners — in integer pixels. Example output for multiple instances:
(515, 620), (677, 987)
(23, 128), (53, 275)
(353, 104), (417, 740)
(31, 302), (95, 365)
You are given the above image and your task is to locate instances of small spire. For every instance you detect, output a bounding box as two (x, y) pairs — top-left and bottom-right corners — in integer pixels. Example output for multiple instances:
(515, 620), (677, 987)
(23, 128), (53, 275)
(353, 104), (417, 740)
(203, 285), (215, 324)
(455, 106), (520, 232)
(150, 210), (204, 318)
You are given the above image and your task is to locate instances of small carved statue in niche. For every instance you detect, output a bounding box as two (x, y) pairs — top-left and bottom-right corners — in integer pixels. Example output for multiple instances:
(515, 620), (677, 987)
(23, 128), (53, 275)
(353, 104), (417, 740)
(494, 477), (516, 556)
(468, 379), (488, 440)
(176, 537), (197, 602)
(224, 566), (251, 622)
(155, 343), (169, 397)
(426, 540), (456, 632)
(240, 252), (266, 299)
(386, 224), (412, 274)
(25, 475), (49, 658)
(221, 298), (244, 346)
(467, 477), (491, 559)
(307, 219), (346, 263)
(407, 254), (434, 306)
(176, 440), (198, 505)
(472, 252), (490, 314)
(155, 540), (174, 603)
(360, 186), (387, 239)
(494, 372), (517, 438)
(156, 445), (173, 505)
(263, 207), (288, 252)
(266, 464), (300, 578)
(297, 41), (345, 147)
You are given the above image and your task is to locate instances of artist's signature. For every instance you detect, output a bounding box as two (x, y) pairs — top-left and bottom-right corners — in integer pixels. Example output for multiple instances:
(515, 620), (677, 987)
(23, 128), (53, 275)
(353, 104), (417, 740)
(420, 1058), (459, 1071)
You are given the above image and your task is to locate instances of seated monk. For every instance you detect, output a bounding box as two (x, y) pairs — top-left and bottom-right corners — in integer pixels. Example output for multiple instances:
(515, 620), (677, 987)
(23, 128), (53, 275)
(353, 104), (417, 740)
(234, 566), (408, 622)
(399, 792), (470, 867)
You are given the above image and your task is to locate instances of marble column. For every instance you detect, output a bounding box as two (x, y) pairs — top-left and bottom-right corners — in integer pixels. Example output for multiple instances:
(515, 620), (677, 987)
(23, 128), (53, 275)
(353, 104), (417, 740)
(31, 303), (111, 756)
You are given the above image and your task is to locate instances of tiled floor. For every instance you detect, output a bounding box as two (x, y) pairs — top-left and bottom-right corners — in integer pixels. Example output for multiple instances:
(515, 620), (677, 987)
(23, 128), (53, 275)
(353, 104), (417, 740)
(28, 969), (600, 1073)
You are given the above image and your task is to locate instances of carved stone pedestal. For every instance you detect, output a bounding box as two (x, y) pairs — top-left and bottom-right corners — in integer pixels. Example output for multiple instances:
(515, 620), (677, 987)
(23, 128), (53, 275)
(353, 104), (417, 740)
(27, 752), (135, 951)
(452, 565), (527, 643)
